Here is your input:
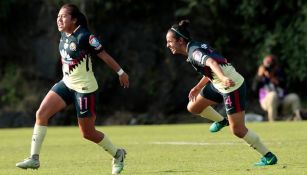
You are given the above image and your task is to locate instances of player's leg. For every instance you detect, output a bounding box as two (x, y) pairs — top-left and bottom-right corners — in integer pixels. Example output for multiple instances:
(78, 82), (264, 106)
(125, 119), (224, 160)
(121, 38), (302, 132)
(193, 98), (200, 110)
(228, 111), (277, 166)
(228, 111), (267, 153)
(76, 92), (126, 174)
(187, 83), (228, 132)
(225, 82), (277, 166)
(16, 89), (67, 169)
(187, 94), (218, 120)
(78, 116), (126, 174)
(77, 115), (117, 153)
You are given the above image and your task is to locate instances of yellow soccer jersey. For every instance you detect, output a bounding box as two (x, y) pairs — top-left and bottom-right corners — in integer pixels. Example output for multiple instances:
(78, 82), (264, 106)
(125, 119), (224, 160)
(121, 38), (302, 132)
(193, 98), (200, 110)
(187, 41), (244, 93)
(211, 64), (244, 93)
(59, 26), (104, 93)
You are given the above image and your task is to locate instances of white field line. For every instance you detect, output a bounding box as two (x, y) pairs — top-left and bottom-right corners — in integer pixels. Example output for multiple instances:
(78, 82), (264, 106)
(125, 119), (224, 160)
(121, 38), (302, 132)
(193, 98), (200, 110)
(151, 141), (242, 146)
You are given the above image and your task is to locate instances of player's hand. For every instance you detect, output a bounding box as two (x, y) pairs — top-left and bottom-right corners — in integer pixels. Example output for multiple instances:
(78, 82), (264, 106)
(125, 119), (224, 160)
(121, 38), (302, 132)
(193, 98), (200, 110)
(119, 72), (129, 88)
(222, 77), (235, 88)
(188, 87), (201, 102)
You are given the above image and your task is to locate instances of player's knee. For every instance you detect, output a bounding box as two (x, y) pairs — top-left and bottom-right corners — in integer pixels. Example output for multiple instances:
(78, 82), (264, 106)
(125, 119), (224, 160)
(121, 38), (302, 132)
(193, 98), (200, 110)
(81, 130), (100, 143)
(187, 103), (202, 114)
(230, 126), (247, 138)
(36, 109), (46, 122)
(82, 131), (94, 141)
(232, 130), (245, 138)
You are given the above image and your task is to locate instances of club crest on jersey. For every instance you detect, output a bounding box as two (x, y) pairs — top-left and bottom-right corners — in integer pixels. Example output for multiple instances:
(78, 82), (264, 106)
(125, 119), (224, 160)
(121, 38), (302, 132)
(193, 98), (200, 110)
(60, 49), (72, 60)
(89, 35), (102, 50)
(193, 50), (204, 63)
(69, 42), (77, 51)
(64, 43), (69, 49)
(201, 44), (208, 49)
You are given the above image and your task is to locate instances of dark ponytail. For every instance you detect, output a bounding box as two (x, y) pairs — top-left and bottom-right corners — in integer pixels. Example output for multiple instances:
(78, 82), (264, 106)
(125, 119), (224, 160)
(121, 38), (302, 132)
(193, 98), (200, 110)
(77, 12), (88, 29)
(169, 19), (191, 41)
(61, 4), (88, 29)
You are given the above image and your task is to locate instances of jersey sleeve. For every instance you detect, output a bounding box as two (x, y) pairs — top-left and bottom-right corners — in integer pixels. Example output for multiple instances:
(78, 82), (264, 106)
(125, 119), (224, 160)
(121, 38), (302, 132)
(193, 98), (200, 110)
(191, 48), (209, 67)
(88, 34), (104, 54)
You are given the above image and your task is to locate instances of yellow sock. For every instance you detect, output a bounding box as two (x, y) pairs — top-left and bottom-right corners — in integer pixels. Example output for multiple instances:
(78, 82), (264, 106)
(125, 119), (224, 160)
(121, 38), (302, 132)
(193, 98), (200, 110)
(243, 130), (269, 156)
(199, 106), (224, 122)
(97, 135), (117, 157)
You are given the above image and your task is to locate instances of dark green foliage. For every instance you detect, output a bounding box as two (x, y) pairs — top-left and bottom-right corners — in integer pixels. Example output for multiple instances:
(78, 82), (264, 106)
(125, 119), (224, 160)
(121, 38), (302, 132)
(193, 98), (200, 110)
(0, 0), (306, 126)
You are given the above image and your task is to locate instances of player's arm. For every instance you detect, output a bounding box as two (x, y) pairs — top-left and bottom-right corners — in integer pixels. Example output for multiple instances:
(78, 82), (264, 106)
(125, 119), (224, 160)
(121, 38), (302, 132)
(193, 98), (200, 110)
(195, 76), (210, 90)
(205, 57), (235, 87)
(97, 51), (129, 88)
(188, 76), (209, 101)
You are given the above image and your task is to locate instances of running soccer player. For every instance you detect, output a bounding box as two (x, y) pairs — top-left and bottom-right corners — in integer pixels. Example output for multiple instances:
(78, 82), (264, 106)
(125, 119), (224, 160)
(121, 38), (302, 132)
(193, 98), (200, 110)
(16, 4), (128, 174)
(165, 19), (277, 166)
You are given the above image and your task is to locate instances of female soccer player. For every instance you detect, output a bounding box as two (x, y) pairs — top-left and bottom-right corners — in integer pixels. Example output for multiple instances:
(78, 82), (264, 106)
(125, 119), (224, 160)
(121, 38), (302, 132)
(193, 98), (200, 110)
(165, 19), (277, 166)
(16, 4), (128, 174)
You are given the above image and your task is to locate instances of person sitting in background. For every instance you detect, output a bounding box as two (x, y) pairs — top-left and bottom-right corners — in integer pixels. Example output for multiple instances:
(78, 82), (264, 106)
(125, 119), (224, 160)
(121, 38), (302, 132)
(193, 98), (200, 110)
(256, 55), (302, 121)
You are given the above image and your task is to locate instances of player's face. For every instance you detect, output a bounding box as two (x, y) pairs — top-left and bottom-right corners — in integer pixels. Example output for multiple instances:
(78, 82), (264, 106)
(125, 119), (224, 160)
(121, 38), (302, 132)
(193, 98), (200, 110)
(57, 8), (77, 34)
(166, 32), (186, 55)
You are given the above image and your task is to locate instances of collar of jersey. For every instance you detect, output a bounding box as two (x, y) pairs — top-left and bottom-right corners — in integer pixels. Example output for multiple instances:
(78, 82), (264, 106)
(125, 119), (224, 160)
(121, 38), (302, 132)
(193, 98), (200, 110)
(65, 25), (81, 37)
(186, 41), (191, 62)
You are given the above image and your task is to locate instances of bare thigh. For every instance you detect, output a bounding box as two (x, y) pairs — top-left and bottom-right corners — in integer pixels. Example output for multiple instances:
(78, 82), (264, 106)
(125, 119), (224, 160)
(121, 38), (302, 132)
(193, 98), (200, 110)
(36, 91), (66, 125)
(187, 94), (218, 114)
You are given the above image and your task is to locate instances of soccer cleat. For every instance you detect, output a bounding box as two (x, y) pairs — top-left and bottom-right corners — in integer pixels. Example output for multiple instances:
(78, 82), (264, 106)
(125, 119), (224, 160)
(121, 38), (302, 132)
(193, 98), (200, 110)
(255, 152), (278, 166)
(209, 119), (229, 133)
(112, 149), (126, 174)
(16, 157), (40, 169)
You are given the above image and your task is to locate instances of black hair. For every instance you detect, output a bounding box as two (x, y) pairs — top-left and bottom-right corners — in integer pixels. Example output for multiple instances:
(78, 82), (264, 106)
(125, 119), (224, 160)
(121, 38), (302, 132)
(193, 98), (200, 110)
(169, 19), (191, 42)
(61, 4), (88, 29)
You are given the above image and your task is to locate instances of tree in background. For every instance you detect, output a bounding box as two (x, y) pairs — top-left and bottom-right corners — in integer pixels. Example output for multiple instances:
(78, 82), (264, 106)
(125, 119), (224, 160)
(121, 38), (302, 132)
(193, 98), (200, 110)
(0, 0), (306, 127)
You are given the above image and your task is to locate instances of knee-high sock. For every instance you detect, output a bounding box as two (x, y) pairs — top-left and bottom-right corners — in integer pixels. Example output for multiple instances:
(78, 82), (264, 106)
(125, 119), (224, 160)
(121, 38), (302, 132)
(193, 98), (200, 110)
(31, 124), (47, 156)
(243, 129), (269, 156)
(199, 106), (224, 122)
(97, 135), (118, 157)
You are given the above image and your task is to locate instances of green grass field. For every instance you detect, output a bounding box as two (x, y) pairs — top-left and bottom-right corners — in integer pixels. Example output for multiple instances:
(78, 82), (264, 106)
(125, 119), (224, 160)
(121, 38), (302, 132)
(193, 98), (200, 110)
(1, 121), (307, 175)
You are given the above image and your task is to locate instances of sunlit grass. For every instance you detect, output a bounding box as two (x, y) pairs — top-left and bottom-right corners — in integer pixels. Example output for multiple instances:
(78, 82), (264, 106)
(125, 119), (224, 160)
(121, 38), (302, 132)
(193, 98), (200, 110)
(1, 121), (307, 175)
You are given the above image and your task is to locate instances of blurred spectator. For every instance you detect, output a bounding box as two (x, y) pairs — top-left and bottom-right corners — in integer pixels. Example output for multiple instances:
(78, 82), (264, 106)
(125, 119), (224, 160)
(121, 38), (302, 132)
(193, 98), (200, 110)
(254, 55), (302, 121)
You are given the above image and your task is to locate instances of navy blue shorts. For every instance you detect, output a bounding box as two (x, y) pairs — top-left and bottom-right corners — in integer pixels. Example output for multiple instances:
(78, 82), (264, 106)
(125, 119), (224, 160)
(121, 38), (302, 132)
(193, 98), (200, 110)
(51, 80), (96, 118)
(200, 82), (246, 115)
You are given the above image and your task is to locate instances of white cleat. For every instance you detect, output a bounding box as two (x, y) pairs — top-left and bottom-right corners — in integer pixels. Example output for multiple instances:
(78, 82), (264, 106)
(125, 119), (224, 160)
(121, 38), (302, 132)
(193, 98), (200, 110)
(112, 149), (126, 174)
(16, 157), (40, 169)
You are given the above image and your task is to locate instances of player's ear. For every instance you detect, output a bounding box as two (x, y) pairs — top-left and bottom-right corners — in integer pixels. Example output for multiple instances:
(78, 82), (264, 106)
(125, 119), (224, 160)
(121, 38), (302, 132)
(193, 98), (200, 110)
(179, 37), (186, 44)
(72, 18), (77, 25)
